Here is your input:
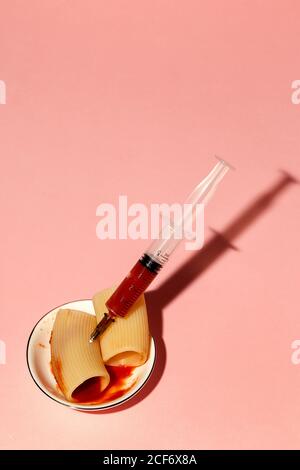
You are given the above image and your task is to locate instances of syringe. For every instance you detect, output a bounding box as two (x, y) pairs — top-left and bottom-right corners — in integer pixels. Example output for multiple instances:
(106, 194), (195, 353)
(89, 157), (233, 342)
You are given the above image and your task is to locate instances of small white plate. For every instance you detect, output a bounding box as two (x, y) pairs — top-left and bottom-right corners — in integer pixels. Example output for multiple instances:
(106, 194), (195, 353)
(26, 299), (156, 411)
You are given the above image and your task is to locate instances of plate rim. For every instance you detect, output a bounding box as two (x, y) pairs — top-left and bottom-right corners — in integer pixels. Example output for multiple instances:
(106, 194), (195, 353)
(26, 299), (156, 411)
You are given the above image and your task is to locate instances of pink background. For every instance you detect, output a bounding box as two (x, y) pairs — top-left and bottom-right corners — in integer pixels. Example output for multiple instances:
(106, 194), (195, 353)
(1, 0), (300, 450)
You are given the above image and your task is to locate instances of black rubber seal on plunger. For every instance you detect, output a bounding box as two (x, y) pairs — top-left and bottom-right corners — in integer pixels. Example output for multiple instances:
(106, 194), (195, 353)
(139, 253), (162, 274)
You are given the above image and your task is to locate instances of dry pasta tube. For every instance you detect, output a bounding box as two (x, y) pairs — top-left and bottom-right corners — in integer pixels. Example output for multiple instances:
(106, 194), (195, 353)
(50, 309), (110, 401)
(93, 287), (150, 367)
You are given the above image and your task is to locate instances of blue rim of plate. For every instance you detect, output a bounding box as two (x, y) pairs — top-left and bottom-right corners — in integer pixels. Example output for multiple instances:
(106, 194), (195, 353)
(26, 299), (156, 411)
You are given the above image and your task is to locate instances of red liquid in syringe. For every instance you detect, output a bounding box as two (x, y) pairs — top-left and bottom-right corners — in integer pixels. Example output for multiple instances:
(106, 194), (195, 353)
(105, 254), (161, 318)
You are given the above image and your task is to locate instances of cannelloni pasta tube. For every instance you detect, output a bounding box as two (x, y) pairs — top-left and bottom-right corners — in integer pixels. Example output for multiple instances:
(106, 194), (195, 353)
(50, 309), (110, 401)
(93, 287), (150, 367)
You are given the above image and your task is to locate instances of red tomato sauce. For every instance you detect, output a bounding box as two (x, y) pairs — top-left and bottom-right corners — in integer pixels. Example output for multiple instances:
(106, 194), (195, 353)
(71, 365), (136, 405)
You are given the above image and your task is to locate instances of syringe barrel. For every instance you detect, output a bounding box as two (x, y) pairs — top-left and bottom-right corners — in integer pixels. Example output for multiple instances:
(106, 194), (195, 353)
(144, 227), (178, 266)
(105, 254), (162, 317)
